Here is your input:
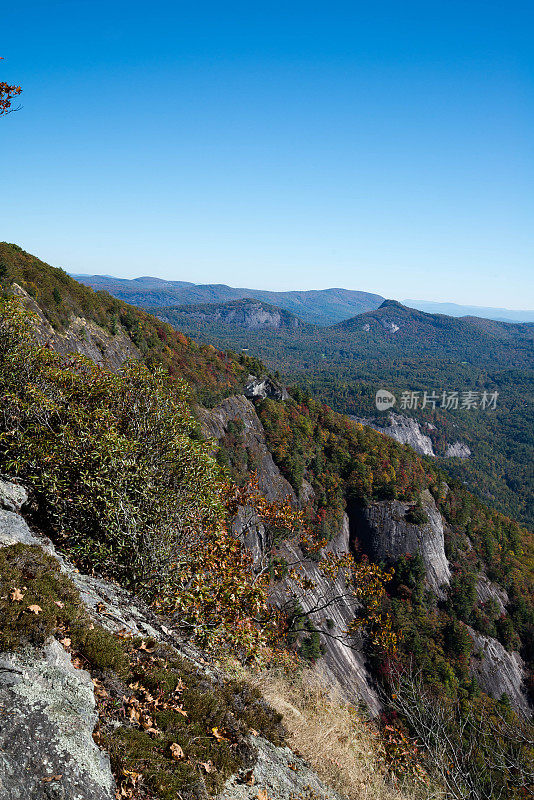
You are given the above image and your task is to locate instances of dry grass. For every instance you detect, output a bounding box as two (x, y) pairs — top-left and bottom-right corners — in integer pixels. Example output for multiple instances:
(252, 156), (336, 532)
(245, 666), (439, 800)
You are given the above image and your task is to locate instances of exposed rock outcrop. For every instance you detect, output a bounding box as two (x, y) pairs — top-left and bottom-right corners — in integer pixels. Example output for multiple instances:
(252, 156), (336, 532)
(475, 574), (509, 615)
(220, 735), (343, 800)
(169, 299), (305, 331)
(469, 627), (530, 715)
(350, 490), (451, 597)
(445, 441), (471, 458)
(351, 412), (435, 457)
(198, 395), (295, 503)
(0, 479), (347, 800)
(199, 398), (379, 712)
(244, 375), (290, 402)
(272, 516), (381, 716)
(0, 640), (115, 800)
(0, 477), (28, 513)
(12, 283), (139, 370)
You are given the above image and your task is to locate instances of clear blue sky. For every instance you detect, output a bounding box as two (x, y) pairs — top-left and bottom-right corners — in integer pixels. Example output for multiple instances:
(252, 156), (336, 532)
(1, 1), (533, 307)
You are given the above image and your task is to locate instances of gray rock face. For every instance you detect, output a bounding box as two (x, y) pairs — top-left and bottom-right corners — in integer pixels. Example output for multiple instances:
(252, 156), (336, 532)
(0, 639), (115, 800)
(469, 628), (530, 715)
(445, 441), (471, 458)
(271, 516), (381, 716)
(0, 477), (28, 512)
(244, 375), (290, 402)
(0, 478), (362, 798)
(0, 507), (47, 549)
(351, 412), (435, 457)
(12, 283), (140, 371)
(351, 490), (451, 597)
(199, 403), (379, 712)
(475, 574), (509, 615)
(219, 735), (343, 800)
(198, 395), (295, 503)
(379, 319), (400, 333)
(179, 300), (304, 331)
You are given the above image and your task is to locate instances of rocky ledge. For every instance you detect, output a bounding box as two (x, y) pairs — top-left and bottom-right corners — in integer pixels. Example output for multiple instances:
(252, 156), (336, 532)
(0, 478), (346, 800)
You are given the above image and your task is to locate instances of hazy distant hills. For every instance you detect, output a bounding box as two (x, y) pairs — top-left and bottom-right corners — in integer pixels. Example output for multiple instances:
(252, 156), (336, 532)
(334, 300), (534, 352)
(73, 274), (384, 326)
(404, 298), (534, 324)
(73, 273), (534, 325)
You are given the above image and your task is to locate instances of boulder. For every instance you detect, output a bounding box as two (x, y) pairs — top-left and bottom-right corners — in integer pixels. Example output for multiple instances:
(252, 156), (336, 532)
(0, 639), (115, 800)
(244, 376), (289, 402)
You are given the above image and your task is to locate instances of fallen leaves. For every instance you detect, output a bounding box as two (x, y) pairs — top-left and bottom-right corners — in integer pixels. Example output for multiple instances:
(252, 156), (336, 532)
(256, 789), (269, 800)
(92, 678), (109, 699)
(41, 775), (62, 783)
(212, 726), (229, 742)
(170, 743), (185, 760)
(26, 604), (42, 614)
(10, 587), (24, 602)
(199, 760), (216, 774)
(242, 769), (255, 785)
(116, 767), (142, 799)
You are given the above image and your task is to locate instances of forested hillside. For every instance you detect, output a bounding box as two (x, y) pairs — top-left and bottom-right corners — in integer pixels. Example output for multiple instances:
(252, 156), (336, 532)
(148, 298), (534, 529)
(1, 242), (533, 799)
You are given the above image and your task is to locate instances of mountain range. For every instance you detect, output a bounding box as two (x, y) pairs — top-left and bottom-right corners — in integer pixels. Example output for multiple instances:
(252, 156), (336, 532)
(17, 259), (534, 525)
(74, 273), (534, 325)
(405, 299), (534, 323)
(72, 274), (384, 326)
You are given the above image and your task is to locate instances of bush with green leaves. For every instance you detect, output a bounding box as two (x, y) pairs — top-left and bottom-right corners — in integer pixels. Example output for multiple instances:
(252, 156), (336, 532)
(0, 298), (225, 595)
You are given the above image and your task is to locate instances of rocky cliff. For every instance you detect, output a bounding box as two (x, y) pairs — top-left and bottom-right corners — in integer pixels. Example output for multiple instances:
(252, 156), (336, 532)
(350, 412), (435, 457)
(0, 478), (345, 800)
(157, 299), (305, 330)
(199, 395), (381, 714)
(468, 627), (529, 716)
(350, 490), (451, 597)
(12, 283), (140, 370)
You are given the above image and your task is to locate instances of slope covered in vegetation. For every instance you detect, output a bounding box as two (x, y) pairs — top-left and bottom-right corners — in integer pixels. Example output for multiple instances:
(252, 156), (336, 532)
(1, 243), (532, 798)
(0, 241), (256, 406)
(141, 297), (534, 529)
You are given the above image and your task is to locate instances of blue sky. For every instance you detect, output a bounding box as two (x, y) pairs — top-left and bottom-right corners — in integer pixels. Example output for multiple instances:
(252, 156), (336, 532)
(1, 1), (533, 307)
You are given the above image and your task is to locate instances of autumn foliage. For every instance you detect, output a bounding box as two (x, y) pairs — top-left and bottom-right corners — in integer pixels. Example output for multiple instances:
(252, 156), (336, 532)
(0, 59), (21, 115)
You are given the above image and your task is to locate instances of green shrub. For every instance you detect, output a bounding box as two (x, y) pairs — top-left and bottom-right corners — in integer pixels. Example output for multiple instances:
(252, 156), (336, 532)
(405, 502), (428, 525)
(0, 299), (225, 596)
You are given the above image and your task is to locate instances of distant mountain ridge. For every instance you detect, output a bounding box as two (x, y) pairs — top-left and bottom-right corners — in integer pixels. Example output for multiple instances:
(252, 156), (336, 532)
(73, 273), (534, 326)
(72, 273), (384, 326)
(334, 299), (534, 348)
(404, 298), (534, 324)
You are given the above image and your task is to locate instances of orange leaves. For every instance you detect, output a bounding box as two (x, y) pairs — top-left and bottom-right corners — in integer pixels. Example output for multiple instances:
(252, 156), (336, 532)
(169, 743), (185, 760)
(211, 726), (229, 742)
(0, 58), (22, 115)
(116, 768), (142, 799)
(226, 474), (304, 536)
